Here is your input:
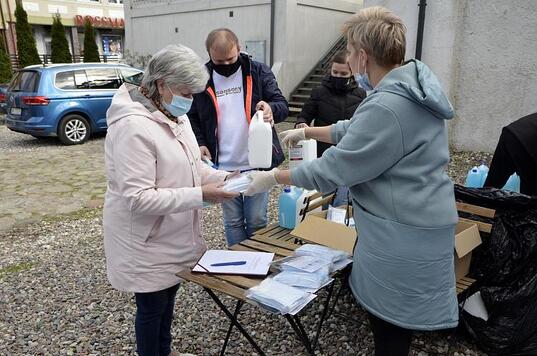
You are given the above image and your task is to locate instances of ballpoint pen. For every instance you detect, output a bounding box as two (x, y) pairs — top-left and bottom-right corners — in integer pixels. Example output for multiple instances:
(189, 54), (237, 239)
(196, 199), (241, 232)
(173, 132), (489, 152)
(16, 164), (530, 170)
(210, 261), (247, 267)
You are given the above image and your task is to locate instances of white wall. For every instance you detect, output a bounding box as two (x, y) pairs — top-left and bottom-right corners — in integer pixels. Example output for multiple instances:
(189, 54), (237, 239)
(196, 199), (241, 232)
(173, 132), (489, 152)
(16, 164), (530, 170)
(273, 0), (360, 96)
(124, 0), (360, 97)
(125, 0), (271, 62)
(363, 0), (537, 153)
(450, 0), (537, 152)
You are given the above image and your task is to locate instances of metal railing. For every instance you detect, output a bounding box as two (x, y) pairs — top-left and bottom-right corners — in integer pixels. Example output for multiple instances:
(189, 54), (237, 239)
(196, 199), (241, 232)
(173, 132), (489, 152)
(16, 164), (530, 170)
(9, 53), (121, 70)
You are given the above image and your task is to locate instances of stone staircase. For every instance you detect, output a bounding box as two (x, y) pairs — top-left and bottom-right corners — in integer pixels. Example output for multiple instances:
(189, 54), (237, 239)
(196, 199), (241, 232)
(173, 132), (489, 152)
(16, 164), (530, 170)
(287, 36), (347, 121)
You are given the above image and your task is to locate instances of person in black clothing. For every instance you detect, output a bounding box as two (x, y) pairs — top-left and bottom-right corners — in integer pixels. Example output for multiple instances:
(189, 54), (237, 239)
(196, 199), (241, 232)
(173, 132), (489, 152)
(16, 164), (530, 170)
(295, 50), (366, 206)
(484, 112), (537, 196)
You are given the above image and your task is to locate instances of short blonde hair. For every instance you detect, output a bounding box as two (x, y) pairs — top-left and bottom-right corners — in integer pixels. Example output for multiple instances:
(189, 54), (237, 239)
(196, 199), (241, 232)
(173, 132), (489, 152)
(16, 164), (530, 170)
(342, 6), (406, 67)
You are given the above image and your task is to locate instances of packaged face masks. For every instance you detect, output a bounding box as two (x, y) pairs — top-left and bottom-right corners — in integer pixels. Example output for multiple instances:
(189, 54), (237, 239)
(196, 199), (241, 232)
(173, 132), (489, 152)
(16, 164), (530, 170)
(278, 255), (332, 273)
(295, 244), (350, 263)
(245, 278), (312, 314)
(273, 267), (331, 290)
(222, 173), (252, 193)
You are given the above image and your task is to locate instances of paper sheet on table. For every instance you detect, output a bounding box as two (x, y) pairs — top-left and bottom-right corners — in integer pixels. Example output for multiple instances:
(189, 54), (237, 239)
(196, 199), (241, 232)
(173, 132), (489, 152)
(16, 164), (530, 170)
(192, 250), (274, 276)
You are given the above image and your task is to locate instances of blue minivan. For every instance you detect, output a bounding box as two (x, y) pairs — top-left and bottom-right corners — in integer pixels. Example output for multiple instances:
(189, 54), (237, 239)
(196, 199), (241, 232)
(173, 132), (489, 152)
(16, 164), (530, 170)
(5, 63), (143, 144)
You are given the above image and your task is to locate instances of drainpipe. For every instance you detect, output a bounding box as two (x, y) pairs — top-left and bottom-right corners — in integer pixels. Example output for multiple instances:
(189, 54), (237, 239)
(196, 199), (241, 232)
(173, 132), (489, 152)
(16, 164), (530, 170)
(269, 0), (275, 66)
(415, 0), (427, 60)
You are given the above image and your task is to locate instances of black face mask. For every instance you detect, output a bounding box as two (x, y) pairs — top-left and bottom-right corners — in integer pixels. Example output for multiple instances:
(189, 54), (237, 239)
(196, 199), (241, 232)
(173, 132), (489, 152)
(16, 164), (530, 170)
(330, 76), (351, 91)
(212, 58), (241, 77)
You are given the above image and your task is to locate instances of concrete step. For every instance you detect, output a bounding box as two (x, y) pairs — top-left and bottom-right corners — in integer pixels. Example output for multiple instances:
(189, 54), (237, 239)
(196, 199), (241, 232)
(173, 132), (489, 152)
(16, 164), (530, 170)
(297, 87), (313, 92)
(291, 94), (310, 100)
(289, 107), (302, 113)
(288, 101), (305, 107)
(304, 80), (322, 86)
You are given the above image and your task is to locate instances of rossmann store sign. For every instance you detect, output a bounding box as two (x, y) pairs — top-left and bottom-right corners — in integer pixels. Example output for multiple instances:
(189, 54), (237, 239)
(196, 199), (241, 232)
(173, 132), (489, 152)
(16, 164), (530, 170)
(75, 15), (125, 28)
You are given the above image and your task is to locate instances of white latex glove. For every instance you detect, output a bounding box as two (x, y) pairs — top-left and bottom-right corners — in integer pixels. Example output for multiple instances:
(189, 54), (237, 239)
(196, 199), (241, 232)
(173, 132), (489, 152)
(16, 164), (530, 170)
(279, 128), (306, 148)
(244, 169), (279, 196)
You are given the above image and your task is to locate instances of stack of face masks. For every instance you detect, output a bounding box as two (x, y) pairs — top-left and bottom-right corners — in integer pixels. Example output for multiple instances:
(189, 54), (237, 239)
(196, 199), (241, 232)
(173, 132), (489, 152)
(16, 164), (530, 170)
(222, 173), (252, 193)
(273, 266), (332, 293)
(245, 278), (316, 315)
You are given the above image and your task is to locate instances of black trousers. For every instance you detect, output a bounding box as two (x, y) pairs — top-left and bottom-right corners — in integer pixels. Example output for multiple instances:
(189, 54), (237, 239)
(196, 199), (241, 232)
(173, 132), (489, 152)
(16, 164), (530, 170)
(484, 129), (537, 196)
(367, 312), (413, 356)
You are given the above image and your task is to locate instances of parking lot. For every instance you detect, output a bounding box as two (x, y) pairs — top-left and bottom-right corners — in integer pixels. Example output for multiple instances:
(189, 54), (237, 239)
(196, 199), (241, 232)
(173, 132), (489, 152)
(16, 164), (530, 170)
(0, 124), (106, 232)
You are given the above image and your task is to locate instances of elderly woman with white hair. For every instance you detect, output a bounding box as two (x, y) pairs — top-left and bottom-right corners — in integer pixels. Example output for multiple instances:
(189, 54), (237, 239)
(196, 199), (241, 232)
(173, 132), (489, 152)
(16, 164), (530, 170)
(103, 44), (238, 356)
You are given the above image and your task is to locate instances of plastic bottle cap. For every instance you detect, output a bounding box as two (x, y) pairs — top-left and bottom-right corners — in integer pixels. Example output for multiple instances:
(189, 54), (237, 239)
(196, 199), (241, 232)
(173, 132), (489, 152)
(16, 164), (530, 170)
(284, 186), (291, 193)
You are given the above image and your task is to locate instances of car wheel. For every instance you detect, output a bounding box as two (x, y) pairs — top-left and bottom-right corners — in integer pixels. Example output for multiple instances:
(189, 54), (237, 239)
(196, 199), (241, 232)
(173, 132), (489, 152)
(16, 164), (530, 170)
(58, 114), (91, 145)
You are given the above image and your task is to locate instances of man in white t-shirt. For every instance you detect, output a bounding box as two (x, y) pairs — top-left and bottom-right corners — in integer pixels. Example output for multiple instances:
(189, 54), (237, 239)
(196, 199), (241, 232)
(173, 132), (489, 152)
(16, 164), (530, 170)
(189, 28), (288, 246)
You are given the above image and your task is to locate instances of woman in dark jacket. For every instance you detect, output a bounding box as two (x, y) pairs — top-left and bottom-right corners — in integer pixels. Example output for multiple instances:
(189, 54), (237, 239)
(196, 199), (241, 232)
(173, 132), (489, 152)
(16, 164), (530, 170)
(296, 50), (366, 206)
(296, 50), (366, 156)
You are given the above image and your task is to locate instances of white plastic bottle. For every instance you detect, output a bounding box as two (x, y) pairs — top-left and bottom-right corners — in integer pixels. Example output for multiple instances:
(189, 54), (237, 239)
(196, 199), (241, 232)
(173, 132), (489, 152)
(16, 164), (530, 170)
(248, 110), (272, 168)
(289, 140), (317, 170)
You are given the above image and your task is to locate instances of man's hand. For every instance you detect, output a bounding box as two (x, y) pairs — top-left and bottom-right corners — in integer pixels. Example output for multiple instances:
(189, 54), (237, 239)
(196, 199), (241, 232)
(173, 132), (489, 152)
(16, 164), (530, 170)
(255, 101), (274, 126)
(202, 182), (239, 203)
(244, 169), (279, 196)
(279, 128), (306, 148)
(200, 146), (212, 160)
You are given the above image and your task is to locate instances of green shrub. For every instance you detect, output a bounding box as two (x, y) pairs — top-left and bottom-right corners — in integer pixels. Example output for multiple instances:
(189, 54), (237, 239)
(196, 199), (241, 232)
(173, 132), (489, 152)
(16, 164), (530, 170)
(50, 13), (72, 63)
(83, 19), (100, 62)
(15, 2), (41, 67)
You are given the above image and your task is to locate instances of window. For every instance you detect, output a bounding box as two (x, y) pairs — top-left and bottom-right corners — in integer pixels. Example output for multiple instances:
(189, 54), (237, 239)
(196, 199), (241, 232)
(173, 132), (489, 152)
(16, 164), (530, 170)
(85, 68), (121, 89)
(55, 70), (90, 90)
(108, 0), (123, 3)
(120, 68), (143, 86)
(55, 71), (75, 90)
(9, 71), (40, 92)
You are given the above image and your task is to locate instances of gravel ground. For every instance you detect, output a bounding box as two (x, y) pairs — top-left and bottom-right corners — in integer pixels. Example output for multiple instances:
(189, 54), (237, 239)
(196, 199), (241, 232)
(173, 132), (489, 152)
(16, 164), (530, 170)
(0, 121), (493, 356)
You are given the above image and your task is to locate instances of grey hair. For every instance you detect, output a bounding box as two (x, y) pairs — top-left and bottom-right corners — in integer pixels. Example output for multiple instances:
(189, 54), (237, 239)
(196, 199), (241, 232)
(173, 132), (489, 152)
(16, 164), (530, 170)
(141, 44), (209, 99)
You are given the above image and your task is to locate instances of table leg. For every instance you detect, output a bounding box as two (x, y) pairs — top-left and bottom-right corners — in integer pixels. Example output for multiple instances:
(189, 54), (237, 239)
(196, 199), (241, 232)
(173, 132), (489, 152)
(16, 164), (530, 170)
(204, 288), (266, 356)
(311, 279), (336, 350)
(285, 315), (314, 355)
(220, 300), (244, 356)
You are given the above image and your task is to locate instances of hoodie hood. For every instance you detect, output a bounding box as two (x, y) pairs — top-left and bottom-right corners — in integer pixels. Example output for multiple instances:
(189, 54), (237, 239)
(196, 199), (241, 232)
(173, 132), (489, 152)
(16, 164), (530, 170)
(375, 60), (454, 120)
(106, 83), (170, 127)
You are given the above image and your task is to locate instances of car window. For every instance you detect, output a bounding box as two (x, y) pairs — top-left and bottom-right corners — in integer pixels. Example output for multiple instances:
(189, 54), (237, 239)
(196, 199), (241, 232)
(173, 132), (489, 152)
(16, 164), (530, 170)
(9, 71), (40, 92)
(85, 68), (121, 89)
(120, 68), (143, 86)
(55, 71), (75, 90)
(55, 70), (91, 90)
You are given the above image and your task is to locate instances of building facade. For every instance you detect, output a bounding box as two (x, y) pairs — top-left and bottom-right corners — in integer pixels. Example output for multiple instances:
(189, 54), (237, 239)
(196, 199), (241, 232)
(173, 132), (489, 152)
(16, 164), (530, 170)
(0, 0), (124, 61)
(124, 0), (362, 97)
(365, 0), (537, 153)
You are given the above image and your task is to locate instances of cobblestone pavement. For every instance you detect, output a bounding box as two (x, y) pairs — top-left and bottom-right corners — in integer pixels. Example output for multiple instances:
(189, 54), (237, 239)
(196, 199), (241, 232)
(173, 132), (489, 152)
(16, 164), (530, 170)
(0, 125), (106, 232)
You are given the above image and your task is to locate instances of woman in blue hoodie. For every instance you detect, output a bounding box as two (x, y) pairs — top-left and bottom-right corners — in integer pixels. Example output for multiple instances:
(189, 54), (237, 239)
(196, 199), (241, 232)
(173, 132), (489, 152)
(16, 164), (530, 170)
(245, 6), (459, 356)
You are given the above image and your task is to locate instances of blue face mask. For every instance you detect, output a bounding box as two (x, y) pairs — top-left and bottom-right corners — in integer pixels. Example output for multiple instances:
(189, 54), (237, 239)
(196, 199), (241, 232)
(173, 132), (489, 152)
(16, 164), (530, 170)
(162, 84), (193, 117)
(355, 72), (373, 91)
(355, 54), (374, 91)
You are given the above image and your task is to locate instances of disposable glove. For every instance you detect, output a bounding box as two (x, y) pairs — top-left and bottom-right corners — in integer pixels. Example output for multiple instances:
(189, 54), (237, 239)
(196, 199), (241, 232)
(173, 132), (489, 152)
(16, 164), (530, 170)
(244, 169), (279, 196)
(279, 128), (306, 148)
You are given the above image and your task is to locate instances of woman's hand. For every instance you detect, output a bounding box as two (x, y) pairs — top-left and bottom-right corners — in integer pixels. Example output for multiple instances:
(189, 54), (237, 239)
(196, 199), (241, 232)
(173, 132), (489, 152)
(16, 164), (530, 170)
(244, 169), (279, 196)
(200, 146), (212, 160)
(279, 128), (306, 148)
(295, 123), (309, 129)
(202, 182), (239, 203)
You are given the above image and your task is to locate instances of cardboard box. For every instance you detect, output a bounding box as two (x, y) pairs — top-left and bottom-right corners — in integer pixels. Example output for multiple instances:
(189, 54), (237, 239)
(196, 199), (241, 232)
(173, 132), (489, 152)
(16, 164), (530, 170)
(291, 209), (357, 254)
(454, 220), (482, 279)
(292, 211), (482, 281)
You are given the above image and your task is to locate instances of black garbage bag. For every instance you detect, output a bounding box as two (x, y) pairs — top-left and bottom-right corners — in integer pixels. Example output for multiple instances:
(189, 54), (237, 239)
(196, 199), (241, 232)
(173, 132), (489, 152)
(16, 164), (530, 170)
(454, 185), (537, 355)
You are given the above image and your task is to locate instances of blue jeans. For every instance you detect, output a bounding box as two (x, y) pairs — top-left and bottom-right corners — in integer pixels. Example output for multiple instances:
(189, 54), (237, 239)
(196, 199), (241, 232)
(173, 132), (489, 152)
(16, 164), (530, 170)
(134, 283), (180, 356)
(332, 186), (350, 207)
(222, 192), (269, 246)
